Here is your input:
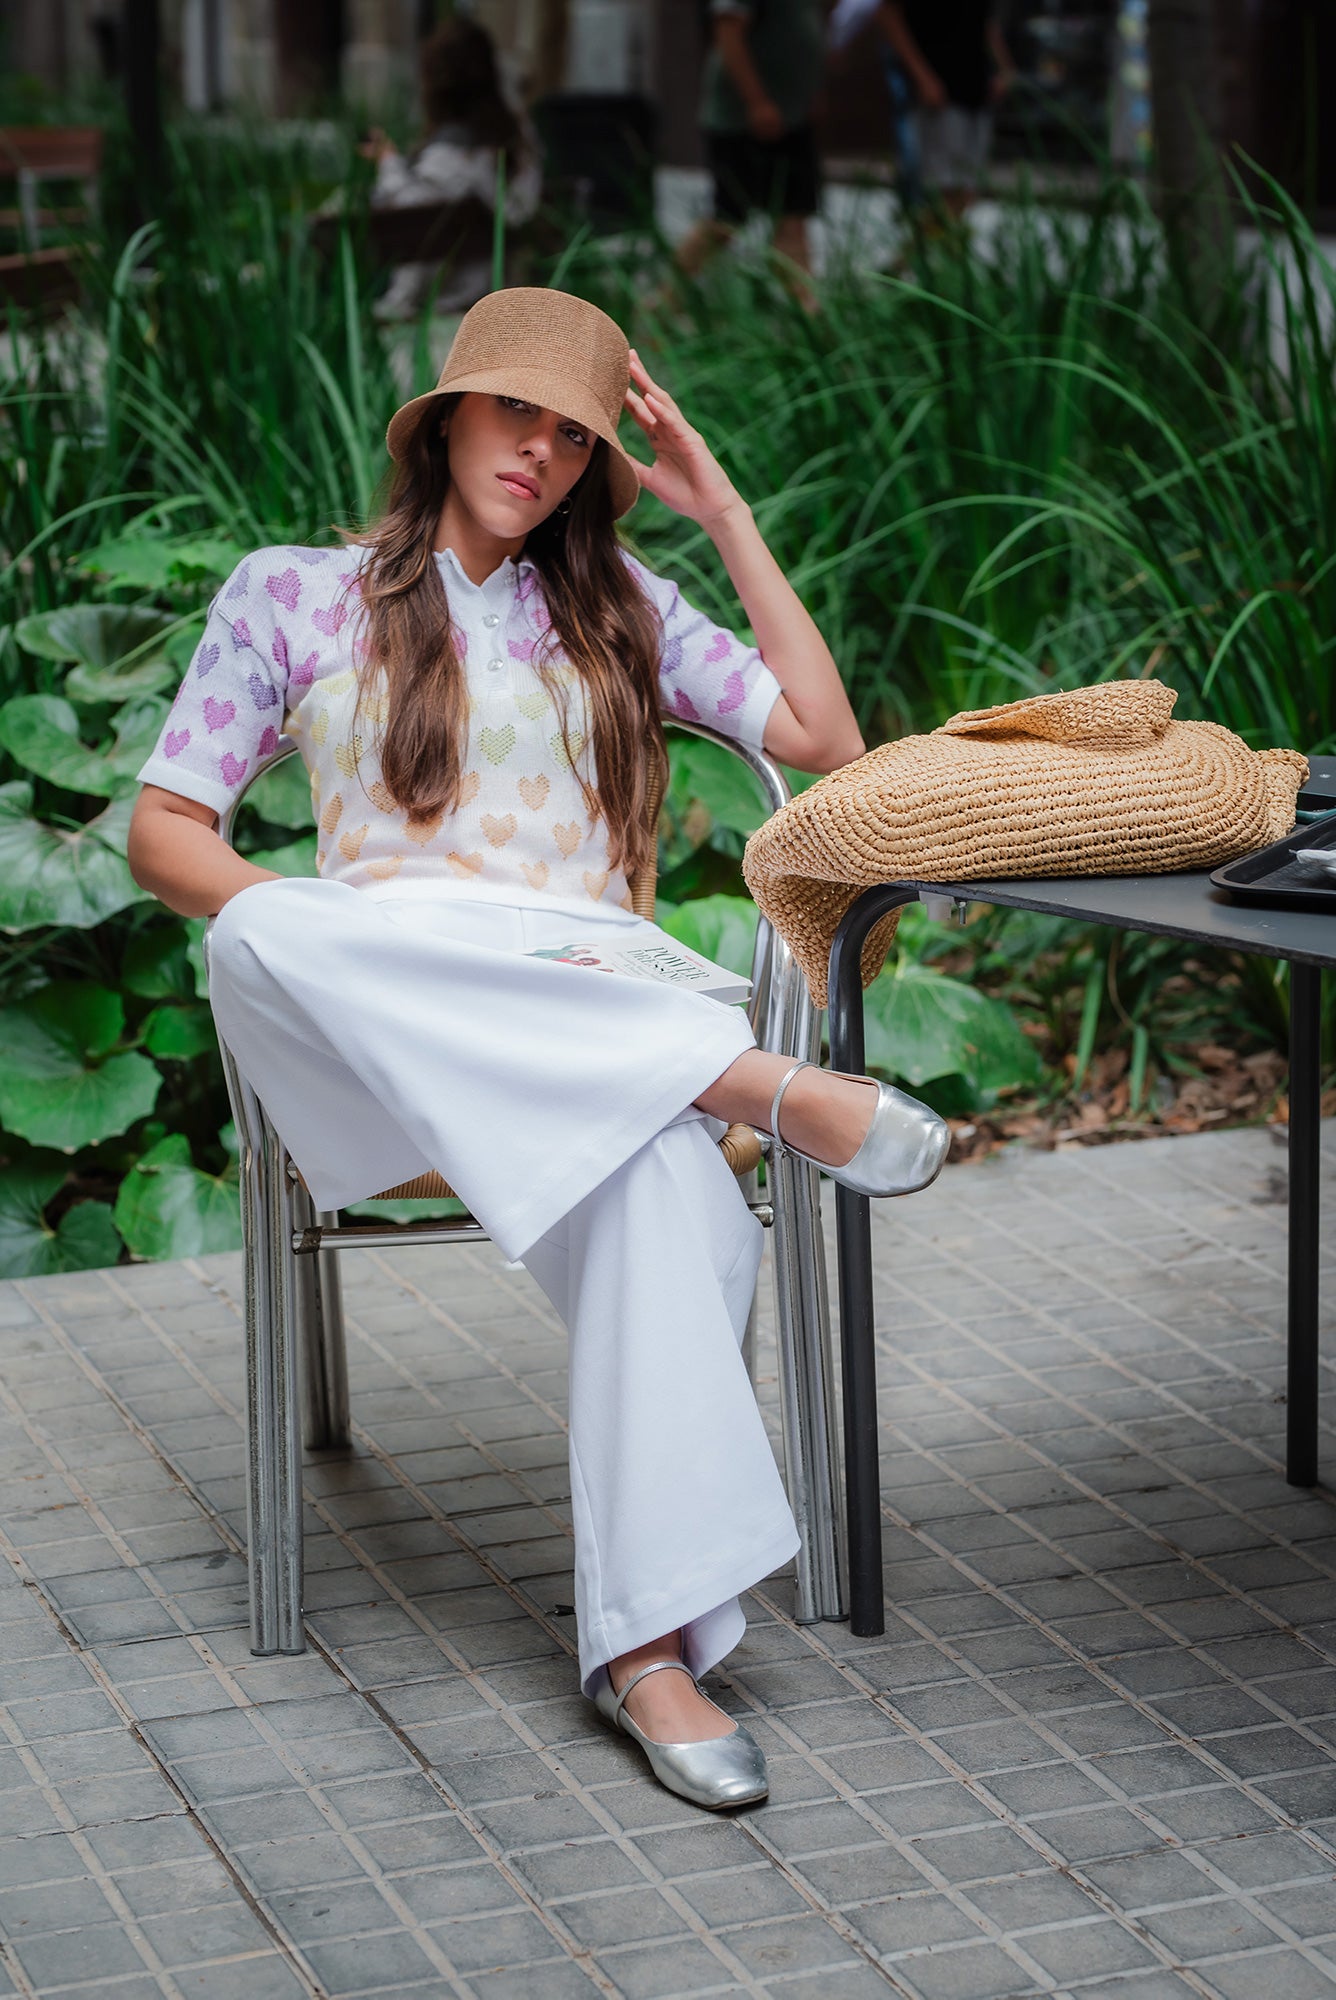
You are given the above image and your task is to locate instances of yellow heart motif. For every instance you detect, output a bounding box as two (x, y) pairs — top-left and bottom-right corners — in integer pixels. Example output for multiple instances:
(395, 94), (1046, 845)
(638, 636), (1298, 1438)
(319, 792), (343, 835)
(518, 773), (550, 811)
(333, 736), (364, 778)
(517, 689), (548, 720)
(550, 729), (584, 769)
(309, 709), (329, 746)
(583, 869), (610, 901)
(446, 850), (484, 876)
(552, 821), (582, 858)
(338, 824), (369, 862)
(324, 669), (356, 697)
(365, 855), (404, 880)
(481, 813), (517, 847)
(480, 725), (516, 764)
(522, 860), (550, 890)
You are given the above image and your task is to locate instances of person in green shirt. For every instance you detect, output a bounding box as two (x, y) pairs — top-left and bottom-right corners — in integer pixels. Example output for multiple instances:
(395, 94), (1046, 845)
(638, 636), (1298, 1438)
(677, 0), (826, 299)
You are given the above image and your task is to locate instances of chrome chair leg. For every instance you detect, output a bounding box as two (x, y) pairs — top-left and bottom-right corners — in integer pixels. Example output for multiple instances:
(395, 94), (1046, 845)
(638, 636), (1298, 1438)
(763, 938), (845, 1623)
(289, 1176), (351, 1452)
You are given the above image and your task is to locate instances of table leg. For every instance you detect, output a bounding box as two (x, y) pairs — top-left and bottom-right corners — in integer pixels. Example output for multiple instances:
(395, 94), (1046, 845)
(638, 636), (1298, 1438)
(1288, 962), (1322, 1487)
(828, 885), (922, 1638)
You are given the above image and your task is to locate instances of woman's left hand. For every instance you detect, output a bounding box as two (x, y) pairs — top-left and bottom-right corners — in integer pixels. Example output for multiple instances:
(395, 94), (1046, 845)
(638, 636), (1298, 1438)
(623, 351), (744, 527)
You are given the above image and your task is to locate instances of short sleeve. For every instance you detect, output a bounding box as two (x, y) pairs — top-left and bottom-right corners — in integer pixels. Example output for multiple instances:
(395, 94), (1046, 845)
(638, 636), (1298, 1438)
(135, 551), (290, 814)
(623, 552), (783, 752)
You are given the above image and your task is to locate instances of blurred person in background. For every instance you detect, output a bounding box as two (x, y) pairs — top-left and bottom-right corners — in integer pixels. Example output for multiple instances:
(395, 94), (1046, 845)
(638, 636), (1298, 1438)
(877, 0), (1015, 220)
(360, 17), (542, 322)
(676, 0), (825, 304)
(827, 0), (923, 216)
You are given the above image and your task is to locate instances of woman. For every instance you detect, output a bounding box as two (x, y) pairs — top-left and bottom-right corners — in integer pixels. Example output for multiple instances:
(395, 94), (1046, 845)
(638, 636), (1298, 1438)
(363, 17), (541, 320)
(128, 288), (947, 1811)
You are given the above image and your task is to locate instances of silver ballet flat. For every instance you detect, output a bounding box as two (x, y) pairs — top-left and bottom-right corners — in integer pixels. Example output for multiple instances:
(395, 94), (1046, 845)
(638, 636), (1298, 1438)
(592, 1660), (769, 1810)
(769, 1059), (950, 1199)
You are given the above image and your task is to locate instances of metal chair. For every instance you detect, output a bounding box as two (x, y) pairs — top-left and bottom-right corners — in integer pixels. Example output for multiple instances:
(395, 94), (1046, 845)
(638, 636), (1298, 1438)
(206, 721), (845, 1655)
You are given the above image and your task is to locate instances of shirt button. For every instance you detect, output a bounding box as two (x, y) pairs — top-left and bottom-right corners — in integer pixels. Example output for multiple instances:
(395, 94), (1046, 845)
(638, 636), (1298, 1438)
(483, 613), (500, 628)
(487, 658), (504, 672)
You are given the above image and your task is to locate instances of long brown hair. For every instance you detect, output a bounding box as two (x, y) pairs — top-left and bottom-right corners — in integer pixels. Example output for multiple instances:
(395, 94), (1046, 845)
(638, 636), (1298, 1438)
(347, 398), (667, 879)
(417, 19), (525, 174)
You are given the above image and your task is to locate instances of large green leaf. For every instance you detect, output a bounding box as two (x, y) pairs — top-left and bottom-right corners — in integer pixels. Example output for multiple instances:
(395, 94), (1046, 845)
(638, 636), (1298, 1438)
(671, 738), (769, 837)
(15, 604), (177, 671)
(122, 922), (199, 1000)
(249, 834), (317, 877)
(76, 532), (246, 593)
(0, 984), (162, 1150)
(245, 756), (313, 831)
(659, 893), (759, 978)
(863, 962), (1040, 1110)
(0, 1155), (123, 1277)
(0, 783), (149, 932)
(112, 1132), (242, 1260)
(0, 693), (169, 798)
(141, 1002), (217, 1060)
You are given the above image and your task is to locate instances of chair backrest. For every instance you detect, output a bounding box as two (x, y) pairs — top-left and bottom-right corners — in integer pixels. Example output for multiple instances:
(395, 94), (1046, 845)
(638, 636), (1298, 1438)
(0, 127), (104, 178)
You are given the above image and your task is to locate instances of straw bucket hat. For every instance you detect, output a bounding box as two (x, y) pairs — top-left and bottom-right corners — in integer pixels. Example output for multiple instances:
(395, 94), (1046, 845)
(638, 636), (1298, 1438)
(384, 287), (642, 518)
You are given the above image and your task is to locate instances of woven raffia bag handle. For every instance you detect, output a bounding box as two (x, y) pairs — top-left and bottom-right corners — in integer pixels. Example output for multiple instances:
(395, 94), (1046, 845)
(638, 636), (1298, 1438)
(941, 681), (1178, 750)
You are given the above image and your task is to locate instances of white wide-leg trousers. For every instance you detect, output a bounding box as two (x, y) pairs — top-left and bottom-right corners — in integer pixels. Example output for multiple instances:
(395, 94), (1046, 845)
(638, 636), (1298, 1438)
(205, 876), (801, 1691)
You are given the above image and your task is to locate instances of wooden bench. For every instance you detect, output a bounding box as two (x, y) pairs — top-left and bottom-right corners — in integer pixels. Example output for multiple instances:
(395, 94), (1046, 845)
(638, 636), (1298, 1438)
(0, 244), (89, 316)
(0, 127), (103, 247)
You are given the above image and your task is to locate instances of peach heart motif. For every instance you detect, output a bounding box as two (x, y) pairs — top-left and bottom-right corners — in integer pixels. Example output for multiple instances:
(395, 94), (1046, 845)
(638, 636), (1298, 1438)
(457, 770), (482, 805)
(446, 850), (484, 876)
(518, 773), (550, 811)
(521, 860), (550, 890)
(404, 812), (444, 846)
(338, 824), (369, 861)
(552, 821), (582, 858)
(368, 780), (397, 813)
(583, 870), (610, 901)
(366, 855), (404, 880)
(319, 792), (343, 835)
(481, 813), (517, 847)
(333, 736), (364, 777)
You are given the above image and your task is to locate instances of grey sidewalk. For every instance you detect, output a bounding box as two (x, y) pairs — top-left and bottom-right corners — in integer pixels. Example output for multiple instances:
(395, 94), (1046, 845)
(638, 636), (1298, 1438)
(0, 1121), (1333, 2000)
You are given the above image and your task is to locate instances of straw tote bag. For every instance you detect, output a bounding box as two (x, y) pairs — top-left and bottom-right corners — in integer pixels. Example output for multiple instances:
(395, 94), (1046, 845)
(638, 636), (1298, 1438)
(742, 681), (1308, 1006)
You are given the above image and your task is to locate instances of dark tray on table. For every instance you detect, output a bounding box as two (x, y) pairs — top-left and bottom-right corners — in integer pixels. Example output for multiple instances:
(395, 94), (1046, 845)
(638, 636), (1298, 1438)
(1212, 806), (1336, 915)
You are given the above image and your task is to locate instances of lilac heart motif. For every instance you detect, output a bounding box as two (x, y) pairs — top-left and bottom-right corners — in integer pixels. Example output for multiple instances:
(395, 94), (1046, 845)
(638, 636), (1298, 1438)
(294, 548), (329, 566)
(717, 669), (746, 715)
(265, 569), (301, 613)
(258, 725), (280, 758)
(661, 635), (683, 677)
(290, 649), (319, 687)
(195, 642), (220, 678)
(203, 695), (235, 733)
(672, 687), (701, 721)
(337, 572), (363, 596)
(248, 672), (278, 710)
(230, 617), (252, 650)
(164, 728), (190, 758)
(272, 629), (288, 674)
(704, 631), (731, 665)
(312, 602), (346, 637)
(225, 564), (251, 600)
(220, 752), (248, 788)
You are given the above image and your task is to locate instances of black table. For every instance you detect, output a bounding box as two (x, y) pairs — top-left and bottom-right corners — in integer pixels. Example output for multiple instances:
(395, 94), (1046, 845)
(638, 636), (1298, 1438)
(828, 869), (1336, 1637)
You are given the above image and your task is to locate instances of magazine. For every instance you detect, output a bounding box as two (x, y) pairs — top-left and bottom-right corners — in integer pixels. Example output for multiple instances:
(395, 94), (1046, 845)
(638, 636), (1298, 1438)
(526, 924), (750, 1005)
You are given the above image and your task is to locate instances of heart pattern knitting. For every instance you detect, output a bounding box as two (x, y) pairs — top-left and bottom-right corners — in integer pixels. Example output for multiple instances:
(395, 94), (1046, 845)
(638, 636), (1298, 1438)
(195, 643), (220, 678)
(552, 821), (582, 858)
(368, 780), (397, 814)
(481, 813), (517, 847)
(164, 728), (190, 758)
(324, 669), (356, 698)
(457, 770), (482, 806)
(517, 773), (550, 811)
(704, 630), (731, 665)
(365, 854), (404, 879)
(333, 736), (364, 777)
(550, 729), (584, 769)
(220, 752), (248, 787)
(516, 689), (549, 720)
(404, 812), (444, 846)
(257, 725), (280, 759)
(265, 568), (301, 612)
(203, 696), (235, 734)
(320, 792), (343, 835)
(338, 824), (369, 862)
(521, 860), (550, 890)
(446, 850), (484, 876)
(583, 869), (610, 901)
(480, 724), (516, 764)
(309, 709), (329, 746)
(717, 669), (747, 715)
(312, 602), (347, 636)
(289, 649), (319, 688)
(248, 672), (278, 710)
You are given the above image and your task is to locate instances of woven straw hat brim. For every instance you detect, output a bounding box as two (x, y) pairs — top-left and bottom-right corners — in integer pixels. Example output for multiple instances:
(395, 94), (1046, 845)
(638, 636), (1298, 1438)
(385, 366), (641, 519)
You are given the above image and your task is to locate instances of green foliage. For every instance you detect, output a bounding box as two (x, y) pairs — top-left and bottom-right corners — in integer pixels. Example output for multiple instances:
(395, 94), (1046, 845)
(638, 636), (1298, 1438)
(112, 1133), (242, 1260)
(0, 1152), (122, 1277)
(0, 984), (162, 1150)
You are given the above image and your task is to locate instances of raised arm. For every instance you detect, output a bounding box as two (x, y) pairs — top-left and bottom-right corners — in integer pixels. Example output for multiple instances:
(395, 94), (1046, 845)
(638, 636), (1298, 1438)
(712, 3), (785, 141)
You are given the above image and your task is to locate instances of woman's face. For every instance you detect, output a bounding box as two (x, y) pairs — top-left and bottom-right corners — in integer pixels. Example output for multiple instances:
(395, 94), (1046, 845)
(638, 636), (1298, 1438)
(441, 391), (594, 540)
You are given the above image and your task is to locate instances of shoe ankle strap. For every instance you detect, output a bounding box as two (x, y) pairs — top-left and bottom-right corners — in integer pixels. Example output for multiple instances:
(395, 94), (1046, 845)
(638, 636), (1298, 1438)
(768, 1060), (815, 1158)
(610, 1658), (695, 1727)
